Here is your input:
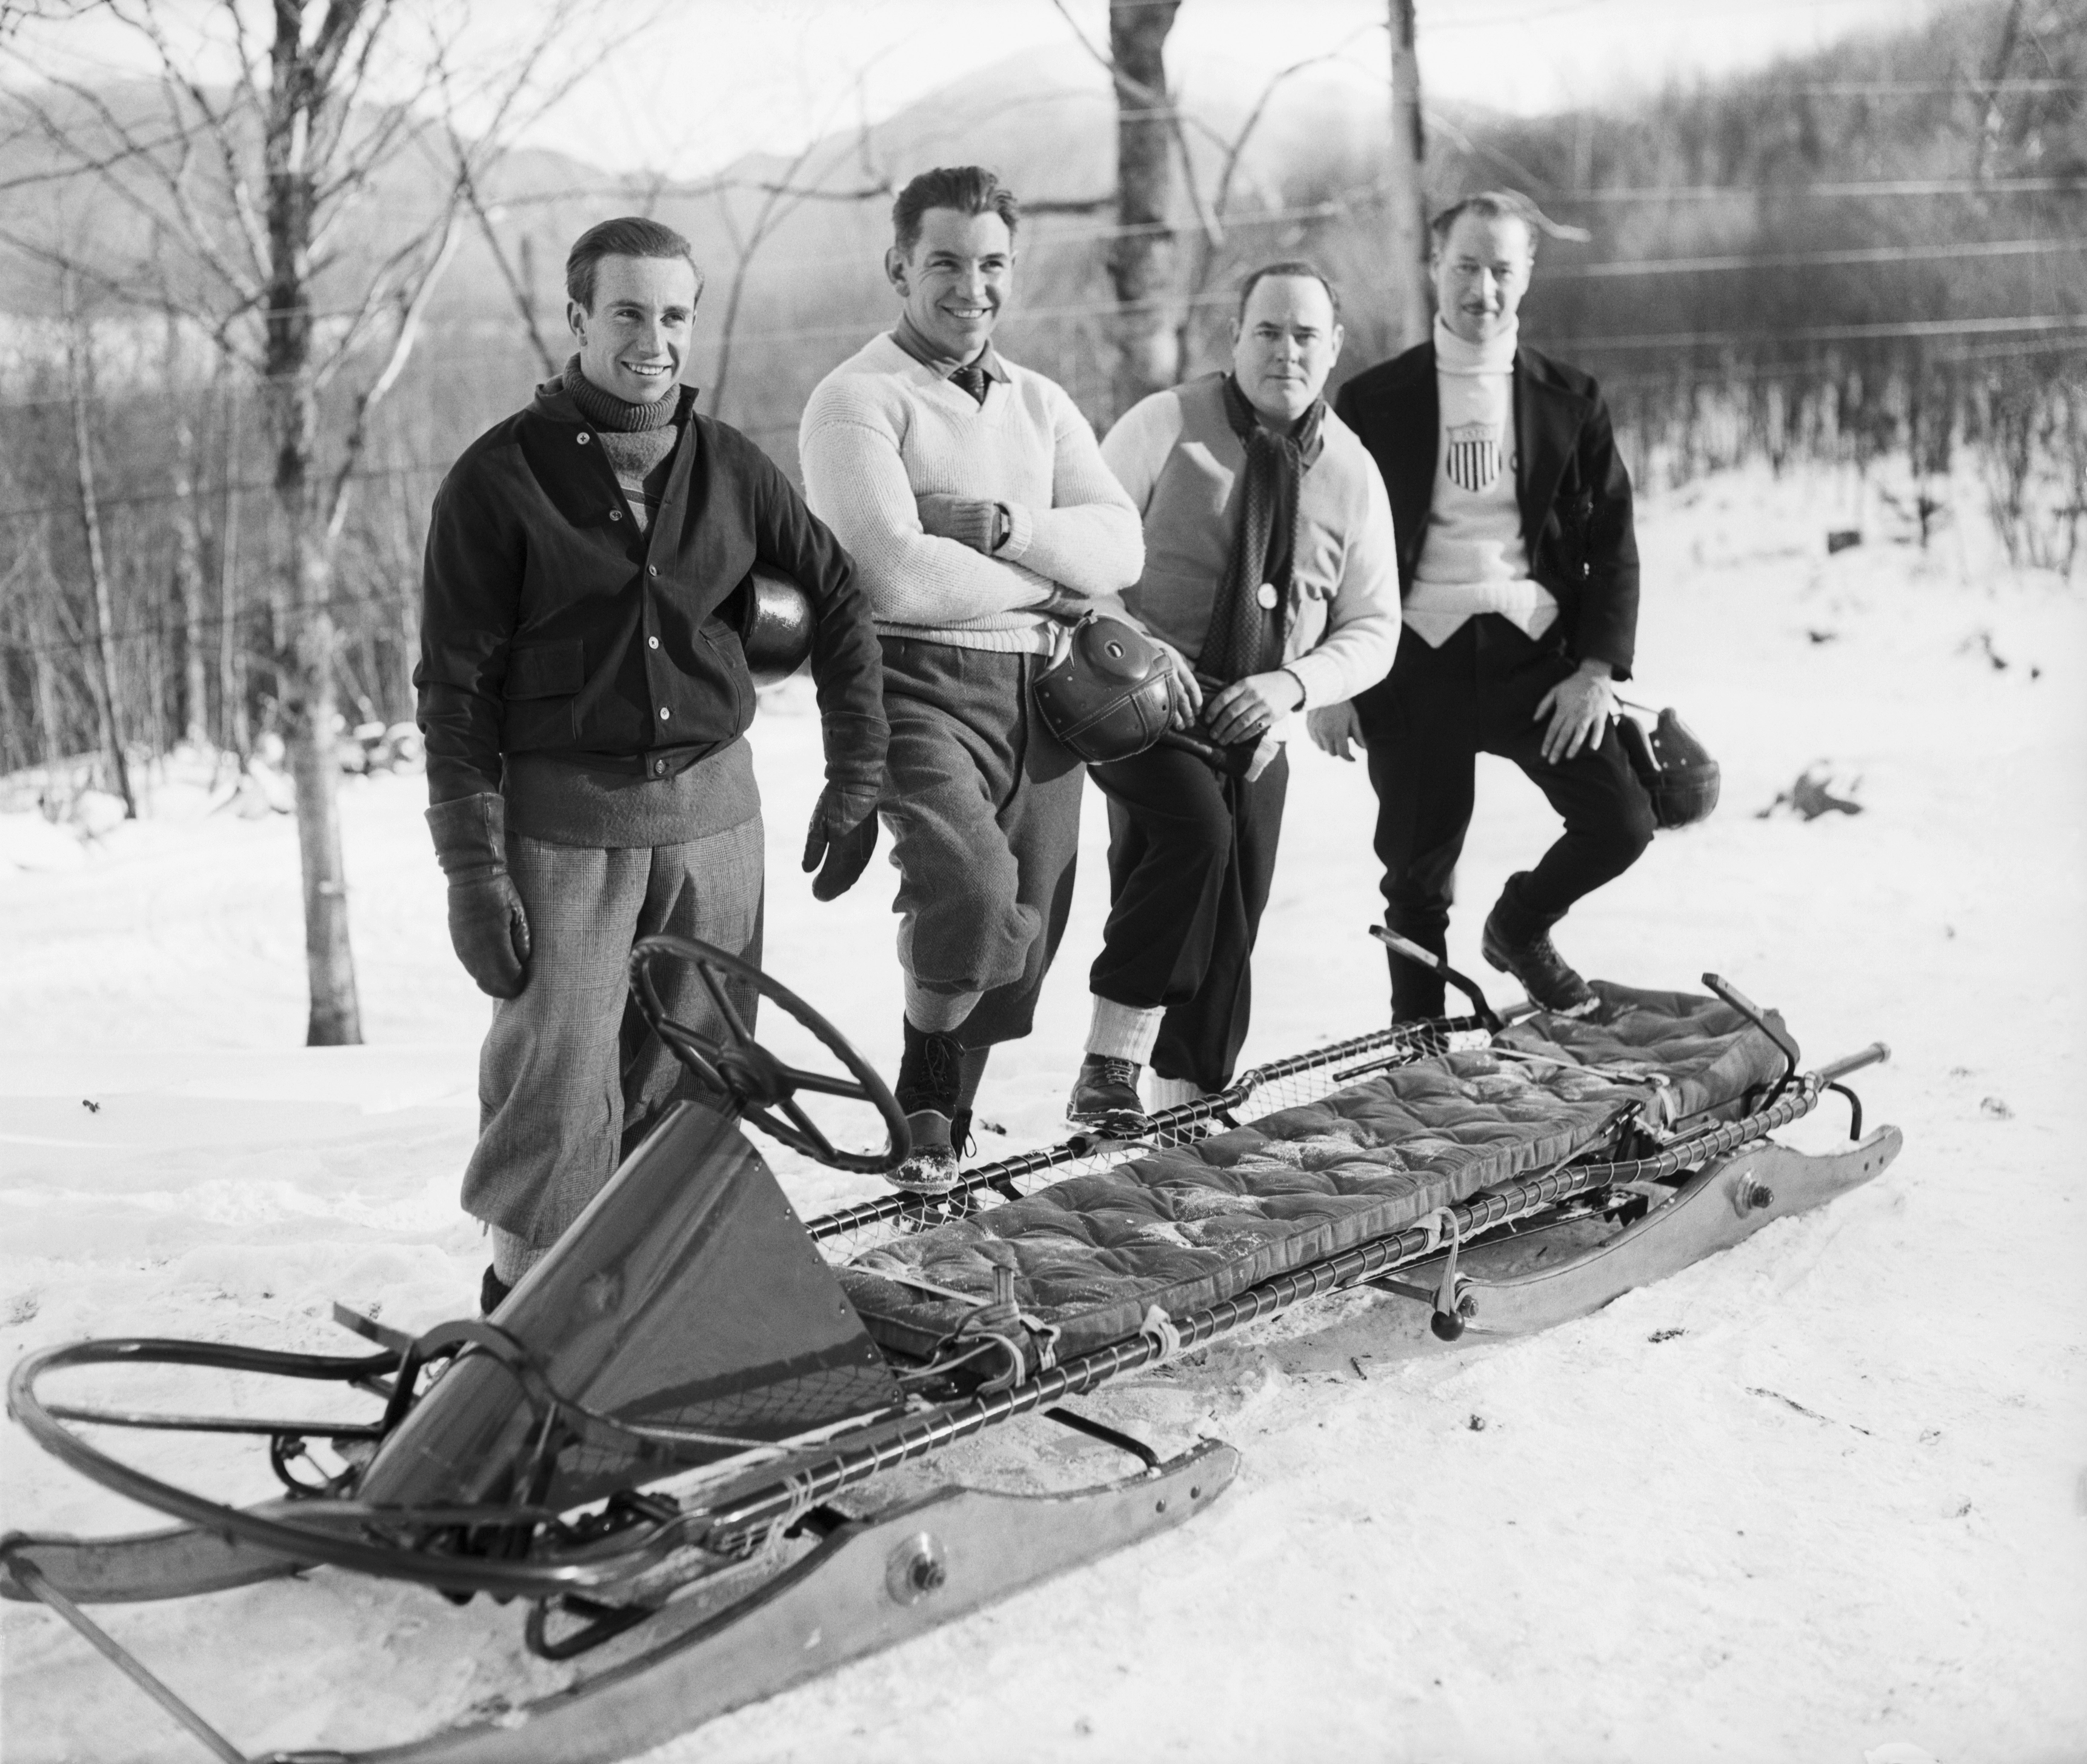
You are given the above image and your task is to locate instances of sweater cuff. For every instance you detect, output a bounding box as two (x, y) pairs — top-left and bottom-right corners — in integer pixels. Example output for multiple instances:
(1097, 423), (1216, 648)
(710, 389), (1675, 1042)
(1282, 650), (1343, 712)
(997, 499), (1035, 563)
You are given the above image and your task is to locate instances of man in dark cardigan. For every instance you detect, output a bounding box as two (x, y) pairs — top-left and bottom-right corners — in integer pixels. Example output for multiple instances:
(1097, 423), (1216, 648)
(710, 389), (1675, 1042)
(418, 216), (887, 1308)
(1314, 191), (1654, 1018)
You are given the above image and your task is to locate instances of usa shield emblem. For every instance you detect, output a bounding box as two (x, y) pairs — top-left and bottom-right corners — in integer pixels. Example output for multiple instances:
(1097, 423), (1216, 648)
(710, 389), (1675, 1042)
(1446, 421), (1500, 493)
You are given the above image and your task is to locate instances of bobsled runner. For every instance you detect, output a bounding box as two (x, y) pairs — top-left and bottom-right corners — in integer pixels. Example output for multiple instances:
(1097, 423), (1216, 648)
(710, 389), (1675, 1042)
(2, 933), (1898, 1762)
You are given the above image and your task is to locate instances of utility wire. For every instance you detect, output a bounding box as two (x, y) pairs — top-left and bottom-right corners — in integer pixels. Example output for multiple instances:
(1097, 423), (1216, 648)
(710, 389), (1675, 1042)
(4, 310), (2082, 526)
(1576, 314), (2087, 350)
(1556, 176), (2087, 201)
(1547, 236), (2087, 279)
(0, 584), (417, 661)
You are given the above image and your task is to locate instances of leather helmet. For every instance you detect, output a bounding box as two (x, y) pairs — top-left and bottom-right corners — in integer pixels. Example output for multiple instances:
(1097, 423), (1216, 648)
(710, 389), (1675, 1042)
(1616, 707), (1720, 829)
(733, 567), (816, 685)
(1030, 614), (1174, 765)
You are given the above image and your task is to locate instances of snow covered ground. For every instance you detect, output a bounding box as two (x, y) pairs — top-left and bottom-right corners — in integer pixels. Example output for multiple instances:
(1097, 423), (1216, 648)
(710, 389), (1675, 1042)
(2, 462), (2083, 1763)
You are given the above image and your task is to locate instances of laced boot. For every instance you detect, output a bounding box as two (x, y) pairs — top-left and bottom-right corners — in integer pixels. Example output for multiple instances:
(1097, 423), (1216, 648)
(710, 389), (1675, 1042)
(890, 1020), (965, 1193)
(1480, 908), (1596, 1016)
(1068, 1054), (1150, 1137)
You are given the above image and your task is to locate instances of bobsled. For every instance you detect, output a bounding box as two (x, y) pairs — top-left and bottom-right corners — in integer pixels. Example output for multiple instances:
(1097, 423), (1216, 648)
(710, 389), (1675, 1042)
(1, 933), (1897, 1762)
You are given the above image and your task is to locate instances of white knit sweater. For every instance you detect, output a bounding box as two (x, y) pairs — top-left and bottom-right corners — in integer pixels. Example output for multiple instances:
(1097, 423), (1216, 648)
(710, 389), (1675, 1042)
(799, 333), (1143, 651)
(1405, 315), (1559, 648)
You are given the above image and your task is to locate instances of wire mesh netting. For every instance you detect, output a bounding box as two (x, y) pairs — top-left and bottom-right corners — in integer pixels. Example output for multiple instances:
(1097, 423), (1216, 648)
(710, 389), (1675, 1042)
(802, 1017), (1494, 1268)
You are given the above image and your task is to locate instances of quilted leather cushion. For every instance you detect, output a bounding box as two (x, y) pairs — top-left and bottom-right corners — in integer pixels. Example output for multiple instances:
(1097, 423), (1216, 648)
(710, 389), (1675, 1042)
(840, 1047), (1640, 1362)
(1498, 980), (1794, 1122)
(840, 985), (1789, 1363)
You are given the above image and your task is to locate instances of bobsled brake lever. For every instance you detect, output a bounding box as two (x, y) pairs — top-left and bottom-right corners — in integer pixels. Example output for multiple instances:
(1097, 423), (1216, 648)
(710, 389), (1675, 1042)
(1369, 927), (1503, 1032)
(1702, 972), (1801, 1102)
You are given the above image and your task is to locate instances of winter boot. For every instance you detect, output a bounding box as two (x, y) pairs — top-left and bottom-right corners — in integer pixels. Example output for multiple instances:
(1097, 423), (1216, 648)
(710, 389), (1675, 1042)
(1480, 908), (1596, 1016)
(1067, 1054), (1149, 1137)
(890, 1020), (965, 1193)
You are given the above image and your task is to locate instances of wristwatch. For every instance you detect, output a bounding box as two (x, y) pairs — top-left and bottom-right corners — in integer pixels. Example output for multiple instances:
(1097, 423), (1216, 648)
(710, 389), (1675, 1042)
(990, 503), (1011, 553)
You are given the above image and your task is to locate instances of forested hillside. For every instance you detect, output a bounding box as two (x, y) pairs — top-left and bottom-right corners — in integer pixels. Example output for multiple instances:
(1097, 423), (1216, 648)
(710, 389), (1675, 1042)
(1, 0), (2078, 782)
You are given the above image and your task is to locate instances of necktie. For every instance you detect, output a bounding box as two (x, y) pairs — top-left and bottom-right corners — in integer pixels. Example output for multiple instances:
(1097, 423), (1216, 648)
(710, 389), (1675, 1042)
(951, 362), (990, 405)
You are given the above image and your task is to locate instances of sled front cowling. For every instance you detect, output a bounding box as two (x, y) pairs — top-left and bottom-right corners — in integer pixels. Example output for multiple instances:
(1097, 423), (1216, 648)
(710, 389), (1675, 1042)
(356, 1100), (899, 1515)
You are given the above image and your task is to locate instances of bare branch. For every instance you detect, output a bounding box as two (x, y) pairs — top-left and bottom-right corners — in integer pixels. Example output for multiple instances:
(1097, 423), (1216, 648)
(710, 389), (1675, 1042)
(323, 213), (461, 548)
(1049, 0), (1221, 247)
(457, 166), (559, 375)
(108, 0), (272, 286)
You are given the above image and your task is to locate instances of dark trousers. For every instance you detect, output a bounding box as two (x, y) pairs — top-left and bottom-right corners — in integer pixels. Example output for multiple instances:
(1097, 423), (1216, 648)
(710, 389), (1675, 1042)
(1351, 615), (1653, 1019)
(1088, 741), (1290, 1091)
(879, 637), (1083, 1048)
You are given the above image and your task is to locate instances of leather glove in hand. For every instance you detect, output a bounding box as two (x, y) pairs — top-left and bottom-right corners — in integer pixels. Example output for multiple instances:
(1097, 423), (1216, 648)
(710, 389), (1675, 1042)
(916, 493), (1006, 554)
(802, 780), (882, 902)
(425, 793), (531, 999)
(447, 872), (531, 999)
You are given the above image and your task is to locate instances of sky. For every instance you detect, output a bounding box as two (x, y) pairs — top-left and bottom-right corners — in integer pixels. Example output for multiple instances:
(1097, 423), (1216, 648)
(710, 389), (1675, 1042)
(528, 0), (1948, 174)
(12, 0), (1946, 178)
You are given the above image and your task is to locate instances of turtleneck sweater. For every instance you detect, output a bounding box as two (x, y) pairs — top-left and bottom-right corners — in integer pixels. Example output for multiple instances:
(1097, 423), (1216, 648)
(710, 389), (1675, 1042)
(562, 356), (682, 532)
(1404, 315), (1559, 648)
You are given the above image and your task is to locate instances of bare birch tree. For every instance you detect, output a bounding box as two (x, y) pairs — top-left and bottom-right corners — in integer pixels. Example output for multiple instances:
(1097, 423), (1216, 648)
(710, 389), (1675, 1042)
(3, 0), (629, 1044)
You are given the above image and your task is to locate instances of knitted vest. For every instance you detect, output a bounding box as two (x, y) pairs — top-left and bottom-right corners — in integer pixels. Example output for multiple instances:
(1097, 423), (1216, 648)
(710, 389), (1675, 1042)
(1120, 374), (1365, 665)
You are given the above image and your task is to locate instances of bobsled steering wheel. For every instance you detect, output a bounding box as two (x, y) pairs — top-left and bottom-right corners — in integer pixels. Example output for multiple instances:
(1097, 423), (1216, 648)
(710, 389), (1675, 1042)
(628, 934), (908, 1174)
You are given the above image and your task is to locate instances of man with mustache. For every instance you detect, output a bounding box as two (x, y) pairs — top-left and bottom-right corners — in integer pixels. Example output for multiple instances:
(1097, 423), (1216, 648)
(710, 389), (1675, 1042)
(1315, 191), (1654, 1019)
(1067, 262), (1399, 1132)
(801, 166), (1143, 1191)
(419, 216), (886, 1309)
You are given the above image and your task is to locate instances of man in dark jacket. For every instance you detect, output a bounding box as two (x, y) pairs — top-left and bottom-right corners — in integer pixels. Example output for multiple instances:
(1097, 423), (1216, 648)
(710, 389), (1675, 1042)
(1313, 191), (1653, 1017)
(418, 216), (887, 1306)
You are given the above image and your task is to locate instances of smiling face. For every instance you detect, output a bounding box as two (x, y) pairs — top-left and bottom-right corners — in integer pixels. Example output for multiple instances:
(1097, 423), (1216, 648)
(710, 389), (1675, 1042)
(885, 206), (1014, 364)
(567, 253), (697, 404)
(1230, 274), (1343, 429)
(1431, 210), (1536, 347)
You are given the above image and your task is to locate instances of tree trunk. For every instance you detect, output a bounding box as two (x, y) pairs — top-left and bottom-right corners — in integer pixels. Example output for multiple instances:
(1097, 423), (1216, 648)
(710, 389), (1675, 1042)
(1107, 0), (1180, 420)
(165, 311), (210, 748)
(1385, 0), (1432, 351)
(217, 366), (250, 756)
(61, 276), (137, 817)
(25, 538), (65, 778)
(267, 0), (362, 1047)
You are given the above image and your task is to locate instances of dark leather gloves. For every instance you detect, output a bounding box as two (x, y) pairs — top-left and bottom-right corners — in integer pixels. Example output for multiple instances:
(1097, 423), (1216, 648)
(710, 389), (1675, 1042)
(802, 780), (882, 902)
(425, 793), (531, 999)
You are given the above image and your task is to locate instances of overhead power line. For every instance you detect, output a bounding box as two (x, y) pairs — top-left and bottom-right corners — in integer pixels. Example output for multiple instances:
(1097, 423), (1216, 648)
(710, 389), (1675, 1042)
(1558, 176), (2087, 201)
(1784, 79), (2087, 95)
(0, 584), (416, 661)
(1576, 314), (2087, 350)
(1549, 237), (2087, 279)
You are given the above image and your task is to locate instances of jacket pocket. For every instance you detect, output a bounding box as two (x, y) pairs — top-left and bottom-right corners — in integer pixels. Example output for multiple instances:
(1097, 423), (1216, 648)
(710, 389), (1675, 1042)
(503, 638), (587, 700)
(695, 621), (751, 729)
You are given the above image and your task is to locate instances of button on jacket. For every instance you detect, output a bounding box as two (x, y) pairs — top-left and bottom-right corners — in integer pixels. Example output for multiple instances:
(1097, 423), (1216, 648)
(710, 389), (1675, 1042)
(419, 380), (887, 804)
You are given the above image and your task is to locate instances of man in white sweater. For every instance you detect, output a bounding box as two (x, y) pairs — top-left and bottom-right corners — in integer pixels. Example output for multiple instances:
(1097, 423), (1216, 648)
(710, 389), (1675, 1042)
(800, 165), (1144, 1190)
(1319, 191), (1654, 1018)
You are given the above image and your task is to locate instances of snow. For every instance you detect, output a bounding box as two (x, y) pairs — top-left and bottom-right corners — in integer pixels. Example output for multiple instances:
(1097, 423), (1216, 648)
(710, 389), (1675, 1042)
(3, 462), (2083, 1763)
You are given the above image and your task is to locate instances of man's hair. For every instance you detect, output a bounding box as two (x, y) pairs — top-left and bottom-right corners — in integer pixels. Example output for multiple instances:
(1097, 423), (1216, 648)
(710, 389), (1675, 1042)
(1235, 259), (1342, 326)
(890, 165), (1020, 256)
(1429, 190), (1540, 256)
(565, 216), (704, 310)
